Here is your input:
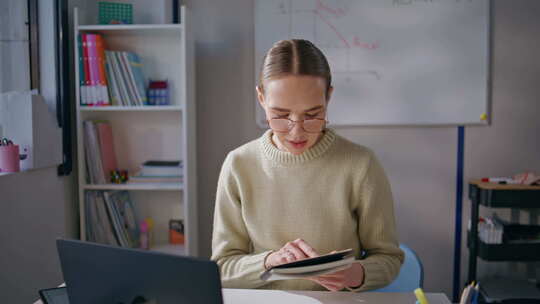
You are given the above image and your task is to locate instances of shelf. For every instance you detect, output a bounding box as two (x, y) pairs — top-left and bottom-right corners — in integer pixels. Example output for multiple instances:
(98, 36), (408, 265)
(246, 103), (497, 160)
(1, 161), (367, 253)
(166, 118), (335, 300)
(78, 24), (183, 33)
(83, 183), (183, 191)
(151, 243), (186, 256)
(479, 277), (540, 302)
(469, 180), (540, 208)
(467, 232), (540, 261)
(80, 105), (182, 112)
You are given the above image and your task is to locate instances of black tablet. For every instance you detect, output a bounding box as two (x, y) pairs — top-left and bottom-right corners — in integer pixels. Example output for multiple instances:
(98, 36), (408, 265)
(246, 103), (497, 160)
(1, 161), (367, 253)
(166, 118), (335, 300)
(273, 248), (353, 269)
(38, 286), (69, 304)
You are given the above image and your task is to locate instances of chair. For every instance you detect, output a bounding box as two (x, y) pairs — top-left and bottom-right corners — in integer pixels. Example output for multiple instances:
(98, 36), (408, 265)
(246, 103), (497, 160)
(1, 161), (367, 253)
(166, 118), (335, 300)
(371, 243), (424, 292)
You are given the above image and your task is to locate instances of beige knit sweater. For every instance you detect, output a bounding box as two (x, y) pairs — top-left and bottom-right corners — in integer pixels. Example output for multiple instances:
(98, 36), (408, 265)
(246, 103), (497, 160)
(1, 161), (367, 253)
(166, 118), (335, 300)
(211, 129), (403, 292)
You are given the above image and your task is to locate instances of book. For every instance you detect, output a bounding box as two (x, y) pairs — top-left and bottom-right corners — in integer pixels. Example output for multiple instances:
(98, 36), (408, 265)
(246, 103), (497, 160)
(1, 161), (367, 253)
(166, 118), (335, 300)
(116, 51), (139, 105)
(126, 52), (148, 105)
(83, 120), (106, 184)
(85, 191), (140, 248)
(110, 51), (130, 105)
(87, 34), (100, 105)
(129, 175), (183, 183)
(260, 249), (354, 281)
(81, 34), (91, 105)
(121, 52), (144, 105)
(104, 51), (121, 105)
(95, 34), (110, 105)
(95, 121), (118, 182)
(141, 160), (183, 177)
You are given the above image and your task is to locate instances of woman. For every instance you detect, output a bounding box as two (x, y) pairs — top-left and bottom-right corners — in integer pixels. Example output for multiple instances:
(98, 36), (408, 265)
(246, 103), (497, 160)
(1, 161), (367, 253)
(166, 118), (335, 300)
(211, 39), (403, 292)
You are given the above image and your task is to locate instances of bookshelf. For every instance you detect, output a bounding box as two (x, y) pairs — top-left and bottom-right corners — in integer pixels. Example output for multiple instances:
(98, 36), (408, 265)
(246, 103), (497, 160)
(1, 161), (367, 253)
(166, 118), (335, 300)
(73, 6), (197, 256)
(467, 180), (540, 301)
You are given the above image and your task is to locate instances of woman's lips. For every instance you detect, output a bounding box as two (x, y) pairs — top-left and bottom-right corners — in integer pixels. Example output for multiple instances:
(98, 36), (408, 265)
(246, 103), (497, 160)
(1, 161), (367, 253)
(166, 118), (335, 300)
(288, 140), (307, 149)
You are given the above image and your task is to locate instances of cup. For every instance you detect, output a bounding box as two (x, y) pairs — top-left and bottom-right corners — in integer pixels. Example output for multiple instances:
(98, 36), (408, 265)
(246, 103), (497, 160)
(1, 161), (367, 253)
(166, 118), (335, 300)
(0, 144), (20, 172)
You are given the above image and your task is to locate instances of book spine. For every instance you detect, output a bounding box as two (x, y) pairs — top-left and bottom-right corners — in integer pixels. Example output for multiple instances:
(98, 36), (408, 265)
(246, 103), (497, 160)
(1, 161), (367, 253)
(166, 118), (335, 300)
(104, 51), (120, 106)
(96, 34), (110, 105)
(82, 34), (91, 106)
(87, 34), (101, 105)
(77, 34), (86, 106)
(119, 52), (140, 106)
(114, 51), (136, 106)
(127, 52), (148, 105)
(110, 52), (127, 106)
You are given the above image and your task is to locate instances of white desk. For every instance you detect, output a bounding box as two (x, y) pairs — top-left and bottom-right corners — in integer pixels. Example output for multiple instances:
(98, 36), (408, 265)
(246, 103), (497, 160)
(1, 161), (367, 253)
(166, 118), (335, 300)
(35, 288), (452, 304)
(223, 289), (451, 304)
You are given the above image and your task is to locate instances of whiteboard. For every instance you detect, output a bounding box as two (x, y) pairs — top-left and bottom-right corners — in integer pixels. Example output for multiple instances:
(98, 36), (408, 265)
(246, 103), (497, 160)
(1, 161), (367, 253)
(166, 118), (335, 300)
(254, 0), (490, 126)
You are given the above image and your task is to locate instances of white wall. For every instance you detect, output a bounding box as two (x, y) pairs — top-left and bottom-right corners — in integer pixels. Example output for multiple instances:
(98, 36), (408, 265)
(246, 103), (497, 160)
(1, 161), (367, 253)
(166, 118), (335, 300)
(189, 0), (540, 298)
(0, 1), (78, 303)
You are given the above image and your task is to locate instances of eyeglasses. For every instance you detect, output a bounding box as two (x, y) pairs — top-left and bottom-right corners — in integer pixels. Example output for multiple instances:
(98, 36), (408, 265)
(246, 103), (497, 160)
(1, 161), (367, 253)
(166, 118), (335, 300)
(267, 118), (327, 133)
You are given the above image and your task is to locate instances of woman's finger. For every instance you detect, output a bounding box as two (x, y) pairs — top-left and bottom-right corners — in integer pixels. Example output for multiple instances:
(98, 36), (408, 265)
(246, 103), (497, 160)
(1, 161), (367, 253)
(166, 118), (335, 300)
(283, 249), (296, 262)
(285, 242), (308, 260)
(293, 238), (319, 257)
(317, 279), (343, 292)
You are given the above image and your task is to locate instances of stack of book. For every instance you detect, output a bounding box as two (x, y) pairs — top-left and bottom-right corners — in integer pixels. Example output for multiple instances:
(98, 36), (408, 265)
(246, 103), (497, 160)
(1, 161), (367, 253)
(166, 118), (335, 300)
(83, 120), (118, 184)
(78, 33), (147, 106)
(78, 33), (110, 106)
(130, 160), (183, 184)
(104, 50), (147, 106)
(85, 190), (139, 248)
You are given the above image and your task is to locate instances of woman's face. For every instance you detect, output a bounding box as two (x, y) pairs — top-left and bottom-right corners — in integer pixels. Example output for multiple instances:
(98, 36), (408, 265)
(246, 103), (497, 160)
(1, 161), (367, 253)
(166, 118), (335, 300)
(257, 75), (332, 155)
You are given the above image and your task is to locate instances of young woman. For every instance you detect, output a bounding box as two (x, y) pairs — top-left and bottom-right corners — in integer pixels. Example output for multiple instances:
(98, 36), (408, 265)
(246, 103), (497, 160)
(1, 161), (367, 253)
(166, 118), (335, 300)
(211, 39), (403, 292)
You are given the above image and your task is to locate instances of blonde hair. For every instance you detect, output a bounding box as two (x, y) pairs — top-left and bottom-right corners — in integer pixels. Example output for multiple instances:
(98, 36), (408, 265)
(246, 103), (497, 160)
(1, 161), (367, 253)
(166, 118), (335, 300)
(258, 39), (332, 99)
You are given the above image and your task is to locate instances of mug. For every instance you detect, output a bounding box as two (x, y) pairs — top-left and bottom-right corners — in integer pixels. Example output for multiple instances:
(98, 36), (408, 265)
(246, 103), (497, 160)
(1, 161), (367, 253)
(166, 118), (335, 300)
(0, 144), (20, 173)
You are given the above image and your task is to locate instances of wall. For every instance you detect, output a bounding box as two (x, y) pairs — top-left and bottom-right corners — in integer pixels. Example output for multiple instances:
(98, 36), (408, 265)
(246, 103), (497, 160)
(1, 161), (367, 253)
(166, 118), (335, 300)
(190, 0), (540, 298)
(0, 1), (78, 303)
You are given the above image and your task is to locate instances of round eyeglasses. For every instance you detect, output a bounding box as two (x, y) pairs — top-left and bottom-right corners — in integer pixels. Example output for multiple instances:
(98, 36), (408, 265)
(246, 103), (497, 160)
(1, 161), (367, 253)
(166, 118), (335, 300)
(267, 118), (327, 133)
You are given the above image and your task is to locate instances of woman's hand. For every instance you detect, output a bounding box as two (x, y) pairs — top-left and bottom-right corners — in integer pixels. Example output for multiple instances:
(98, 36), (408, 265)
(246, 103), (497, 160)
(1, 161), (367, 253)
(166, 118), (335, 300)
(264, 238), (319, 269)
(307, 263), (365, 292)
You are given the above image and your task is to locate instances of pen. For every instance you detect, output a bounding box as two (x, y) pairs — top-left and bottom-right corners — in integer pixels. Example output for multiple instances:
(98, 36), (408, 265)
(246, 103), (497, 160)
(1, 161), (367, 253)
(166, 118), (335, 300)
(0, 138), (13, 146)
(481, 177), (519, 184)
(414, 288), (429, 304)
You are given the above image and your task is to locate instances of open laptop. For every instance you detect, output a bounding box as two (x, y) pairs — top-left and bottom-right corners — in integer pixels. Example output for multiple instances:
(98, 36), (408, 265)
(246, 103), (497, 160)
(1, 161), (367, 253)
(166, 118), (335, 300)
(57, 239), (223, 304)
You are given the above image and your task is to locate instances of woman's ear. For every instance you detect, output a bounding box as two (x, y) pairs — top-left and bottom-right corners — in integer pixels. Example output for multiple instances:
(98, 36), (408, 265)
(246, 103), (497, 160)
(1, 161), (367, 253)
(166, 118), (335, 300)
(326, 86), (334, 103)
(256, 85), (265, 108)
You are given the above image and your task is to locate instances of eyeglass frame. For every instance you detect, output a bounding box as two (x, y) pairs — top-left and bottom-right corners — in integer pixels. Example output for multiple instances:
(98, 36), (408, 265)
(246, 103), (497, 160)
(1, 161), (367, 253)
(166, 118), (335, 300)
(266, 117), (329, 133)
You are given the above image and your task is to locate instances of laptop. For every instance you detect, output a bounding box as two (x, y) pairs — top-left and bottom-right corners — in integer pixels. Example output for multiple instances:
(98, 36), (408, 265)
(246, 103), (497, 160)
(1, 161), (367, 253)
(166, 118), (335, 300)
(57, 239), (223, 304)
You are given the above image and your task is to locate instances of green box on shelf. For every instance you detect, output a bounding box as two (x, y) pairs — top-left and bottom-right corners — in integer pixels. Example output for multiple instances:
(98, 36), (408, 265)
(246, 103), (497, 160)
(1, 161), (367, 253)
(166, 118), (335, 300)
(98, 2), (133, 25)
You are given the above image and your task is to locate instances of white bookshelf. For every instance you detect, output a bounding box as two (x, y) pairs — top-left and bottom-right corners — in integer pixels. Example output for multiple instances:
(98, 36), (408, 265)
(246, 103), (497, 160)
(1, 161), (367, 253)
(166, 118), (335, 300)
(73, 6), (197, 256)
(80, 105), (183, 112)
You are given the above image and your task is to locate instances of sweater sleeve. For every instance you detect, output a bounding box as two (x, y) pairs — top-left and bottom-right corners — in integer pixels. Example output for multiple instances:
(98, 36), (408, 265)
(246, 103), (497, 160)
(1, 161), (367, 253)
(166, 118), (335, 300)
(350, 151), (404, 292)
(210, 153), (272, 288)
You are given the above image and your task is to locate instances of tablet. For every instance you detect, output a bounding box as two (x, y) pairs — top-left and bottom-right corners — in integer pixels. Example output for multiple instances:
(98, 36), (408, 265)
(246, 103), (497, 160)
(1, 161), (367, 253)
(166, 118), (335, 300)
(38, 287), (69, 304)
(272, 248), (353, 269)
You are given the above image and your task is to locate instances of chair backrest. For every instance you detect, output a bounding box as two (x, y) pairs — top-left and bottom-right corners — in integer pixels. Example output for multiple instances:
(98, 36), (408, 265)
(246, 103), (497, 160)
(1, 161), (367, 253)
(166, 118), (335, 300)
(371, 243), (424, 292)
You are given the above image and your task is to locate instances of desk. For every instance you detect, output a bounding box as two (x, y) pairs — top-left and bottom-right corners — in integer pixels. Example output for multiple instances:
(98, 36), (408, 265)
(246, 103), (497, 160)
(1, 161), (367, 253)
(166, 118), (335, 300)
(34, 288), (452, 304)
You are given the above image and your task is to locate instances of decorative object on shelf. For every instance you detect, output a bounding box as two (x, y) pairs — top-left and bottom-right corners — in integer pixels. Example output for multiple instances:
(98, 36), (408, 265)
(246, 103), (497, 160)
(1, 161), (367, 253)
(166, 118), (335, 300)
(139, 218), (154, 250)
(110, 169), (129, 184)
(147, 80), (169, 105)
(139, 220), (150, 250)
(169, 219), (185, 245)
(98, 2), (133, 25)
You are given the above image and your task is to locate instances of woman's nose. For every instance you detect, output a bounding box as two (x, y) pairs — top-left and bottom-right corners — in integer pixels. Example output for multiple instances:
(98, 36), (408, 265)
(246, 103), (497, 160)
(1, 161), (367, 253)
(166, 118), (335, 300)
(289, 120), (305, 136)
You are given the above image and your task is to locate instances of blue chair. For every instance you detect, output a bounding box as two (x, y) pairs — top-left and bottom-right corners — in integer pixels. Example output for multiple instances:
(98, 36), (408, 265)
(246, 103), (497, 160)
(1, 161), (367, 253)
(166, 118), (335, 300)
(372, 243), (424, 292)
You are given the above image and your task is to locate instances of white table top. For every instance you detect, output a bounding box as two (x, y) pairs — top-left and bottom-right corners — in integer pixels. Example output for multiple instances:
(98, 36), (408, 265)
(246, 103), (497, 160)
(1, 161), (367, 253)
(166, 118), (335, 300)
(34, 288), (451, 304)
(222, 289), (452, 304)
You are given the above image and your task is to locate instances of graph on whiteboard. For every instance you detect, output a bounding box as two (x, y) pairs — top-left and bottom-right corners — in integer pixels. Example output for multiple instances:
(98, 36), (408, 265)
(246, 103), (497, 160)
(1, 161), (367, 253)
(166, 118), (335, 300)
(254, 0), (489, 126)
